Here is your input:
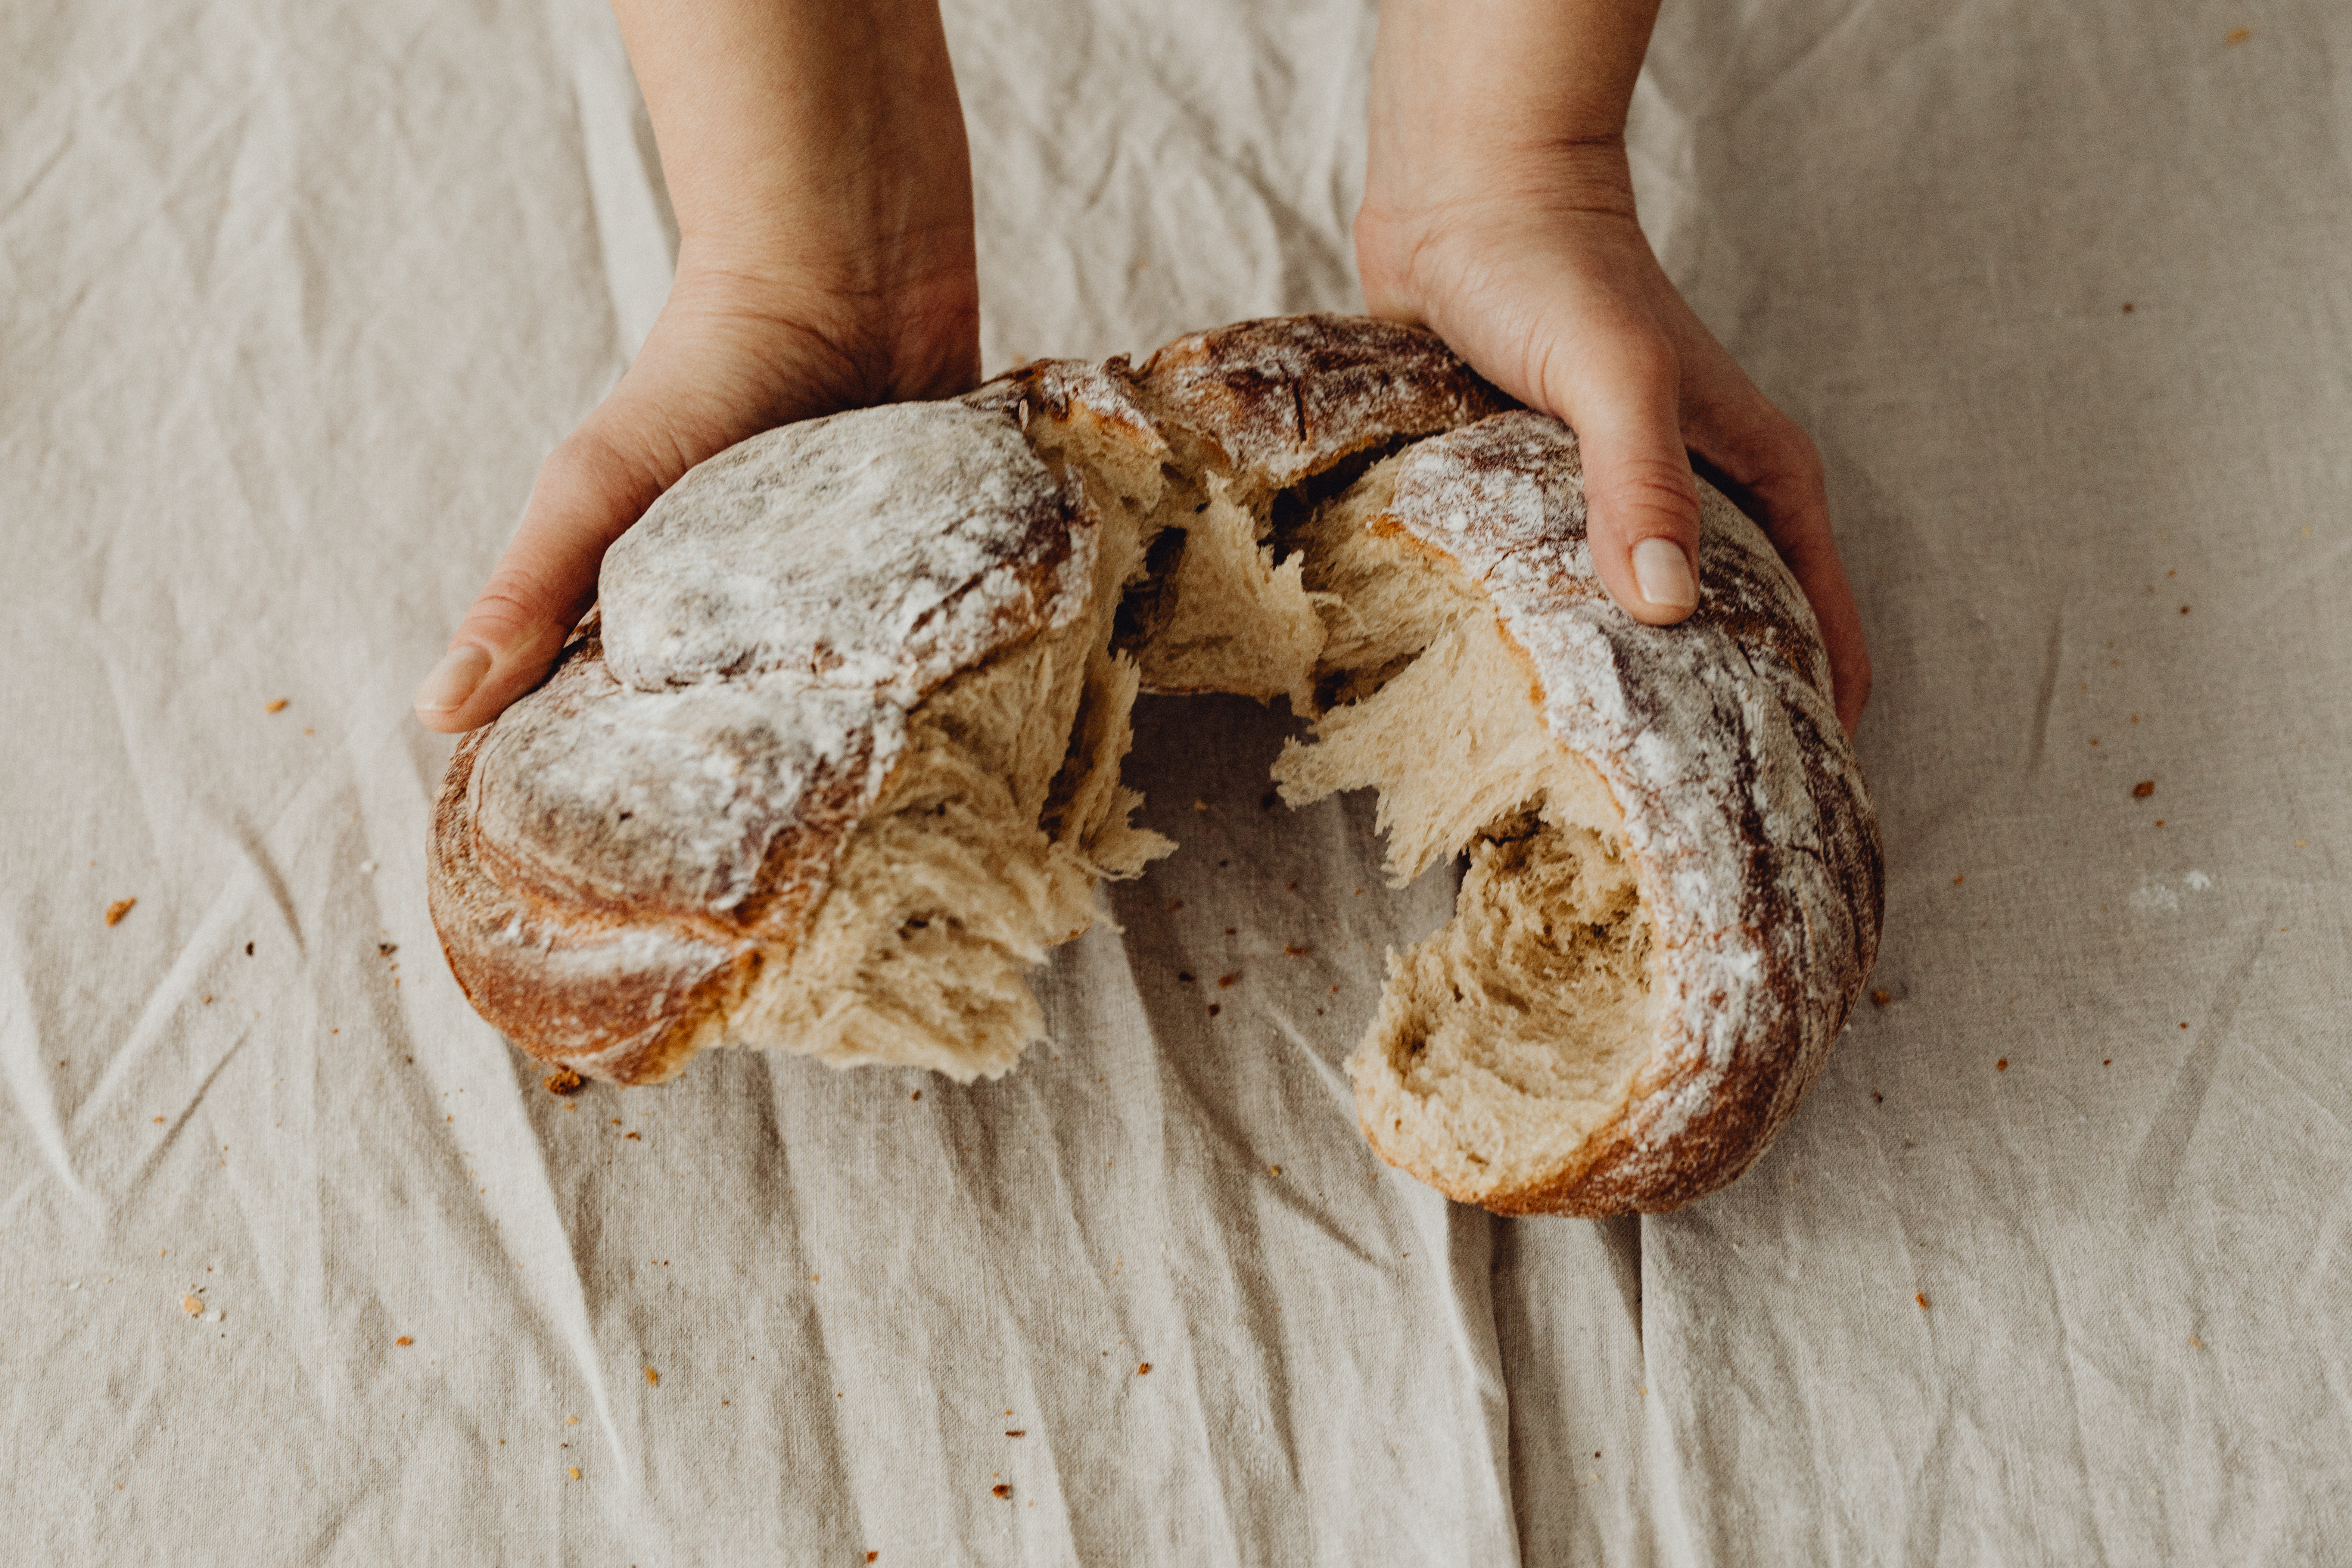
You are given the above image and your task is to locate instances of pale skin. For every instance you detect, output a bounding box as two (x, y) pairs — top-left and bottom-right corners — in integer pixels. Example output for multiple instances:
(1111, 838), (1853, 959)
(415, 0), (1869, 735)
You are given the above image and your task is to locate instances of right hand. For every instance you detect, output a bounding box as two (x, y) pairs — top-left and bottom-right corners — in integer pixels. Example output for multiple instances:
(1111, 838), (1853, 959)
(414, 0), (979, 734)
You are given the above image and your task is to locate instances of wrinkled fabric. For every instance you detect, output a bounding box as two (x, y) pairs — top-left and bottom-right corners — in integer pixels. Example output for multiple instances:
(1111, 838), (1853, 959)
(2, 0), (2347, 1561)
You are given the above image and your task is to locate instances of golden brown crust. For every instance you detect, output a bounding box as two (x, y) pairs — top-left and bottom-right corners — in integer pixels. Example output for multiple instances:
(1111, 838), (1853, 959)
(1134, 314), (1510, 496)
(426, 691), (760, 1085)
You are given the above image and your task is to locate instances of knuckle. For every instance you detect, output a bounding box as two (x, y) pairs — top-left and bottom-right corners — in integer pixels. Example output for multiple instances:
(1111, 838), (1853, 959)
(460, 574), (556, 645)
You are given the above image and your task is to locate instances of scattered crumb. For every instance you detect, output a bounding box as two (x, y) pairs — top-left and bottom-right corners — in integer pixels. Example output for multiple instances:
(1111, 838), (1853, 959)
(379, 942), (398, 957)
(1952, 876), (1964, 886)
(1269, 1164), (1282, 1176)
(1871, 1092), (1883, 1104)
(544, 1070), (584, 1096)
(153, 1116), (165, 1124)
(1217, 973), (1238, 988)
(2103, 1059), (2113, 1066)
(1996, 1058), (2009, 1072)
(2225, 26), (2249, 45)
(105, 898), (136, 926)
(1006, 1429), (1025, 1438)
(2154, 820), (2165, 828)
(1870, 989), (1891, 1007)
(566, 1415), (578, 1425)
(868, 1556), (879, 1564)
(1285, 881), (1298, 892)
(644, 1368), (659, 1386)
(1166, 899), (1184, 912)
(2121, 302), (2135, 314)
(1223, 926), (1236, 936)
(245, 942), (254, 956)
(992, 1484), (1011, 1499)
(395, 1336), (413, 1347)
(201, 995), (211, 1004)
(2132, 780), (2156, 798)
(1177, 971), (1194, 983)
(1136, 1363), (1151, 1376)
(2180, 1022), (2189, 1030)
(1207, 1005), (1220, 1018)
(1191, 799), (1206, 812)
(264, 698), (288, 713)
(181, 1295), (202, 1316)
(2180, 605), (2190, 615)
(1916, 1293), (1929, 1310)
(1284, 943), (1309, 957)
(2188, 1334), (2204, 1348)
(910, 1090), (921, 1101)
(623, 1130), (641, 1141)
(569, 1467), (582, 1481)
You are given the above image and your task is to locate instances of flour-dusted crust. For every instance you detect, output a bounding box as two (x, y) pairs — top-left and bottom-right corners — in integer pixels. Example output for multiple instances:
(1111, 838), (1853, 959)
(429, 399), (1098, 1083)
(1360, 412), (1883, 1213)
(602, 401), (1093, 696)
(428, 315), (1882, 1212)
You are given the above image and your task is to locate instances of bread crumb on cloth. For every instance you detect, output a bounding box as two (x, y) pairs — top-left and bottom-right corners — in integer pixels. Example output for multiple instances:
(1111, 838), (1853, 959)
(2132, 780), (2156, 798)
(1870, 989), (1891, 1007)
(264, 698), (288, 713)
(180, 1294), (202, 1316)
(1916, 1293), (1930, 1309)
(105, 898), (136, 926)
(544, 1069), (584, 1095)
(644, 1367), (659, 1386)
(992, 1484), (1011, 1499)
(395, 1336), (413, 1346)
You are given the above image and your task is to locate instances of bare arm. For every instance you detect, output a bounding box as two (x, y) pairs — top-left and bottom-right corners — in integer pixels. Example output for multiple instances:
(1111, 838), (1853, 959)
(1357, 0), (1871, 731)
(415, 0), (978, 732)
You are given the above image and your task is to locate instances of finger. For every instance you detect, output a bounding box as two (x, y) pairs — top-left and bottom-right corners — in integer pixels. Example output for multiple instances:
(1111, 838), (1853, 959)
(413, 423), (664, 734)
(1689, 416), (1872, 734)
(1549, 329), (1705, 626)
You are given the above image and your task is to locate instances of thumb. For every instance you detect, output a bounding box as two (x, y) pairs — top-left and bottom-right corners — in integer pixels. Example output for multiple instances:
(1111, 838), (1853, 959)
(1555, 337), (1704, 626)
(413, 422), (668, 734)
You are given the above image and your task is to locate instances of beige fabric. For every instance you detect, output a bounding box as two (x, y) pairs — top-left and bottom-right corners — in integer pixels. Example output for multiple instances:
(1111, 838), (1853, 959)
(3, 0), (2347, 1560)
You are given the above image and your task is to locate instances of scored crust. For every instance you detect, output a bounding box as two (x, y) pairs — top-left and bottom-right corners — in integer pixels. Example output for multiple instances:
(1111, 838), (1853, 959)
(427, 314), (1883, 1214)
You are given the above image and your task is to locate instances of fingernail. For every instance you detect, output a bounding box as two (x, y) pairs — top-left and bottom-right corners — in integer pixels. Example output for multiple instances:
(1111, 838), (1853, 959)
(415, 645), (492, 714)
(1632, 538), (1699, 611)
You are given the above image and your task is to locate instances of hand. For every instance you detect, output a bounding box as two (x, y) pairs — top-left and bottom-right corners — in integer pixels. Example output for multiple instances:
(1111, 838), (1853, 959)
(1356, 1), (1871, 733)
(414, 0), (979, 734)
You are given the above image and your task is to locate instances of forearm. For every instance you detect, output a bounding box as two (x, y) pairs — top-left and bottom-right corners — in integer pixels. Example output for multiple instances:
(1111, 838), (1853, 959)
(613, 0), (973, 296)
(1362, 0), (1660, 223)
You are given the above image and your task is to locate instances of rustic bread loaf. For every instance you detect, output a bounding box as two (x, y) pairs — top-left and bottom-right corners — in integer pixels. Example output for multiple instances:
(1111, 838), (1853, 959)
(428, 314), (1882, 1213)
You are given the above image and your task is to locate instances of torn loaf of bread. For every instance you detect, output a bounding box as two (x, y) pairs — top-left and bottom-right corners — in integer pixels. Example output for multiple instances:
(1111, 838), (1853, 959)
(429, 315), (1883, 1214)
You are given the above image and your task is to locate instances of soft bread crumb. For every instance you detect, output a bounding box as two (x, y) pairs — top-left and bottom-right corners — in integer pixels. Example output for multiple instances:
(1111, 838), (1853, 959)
(669, 370), (1658, 1177)
(725, 494), (1169, 1082)
(1352, 819), (1650, 1200)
